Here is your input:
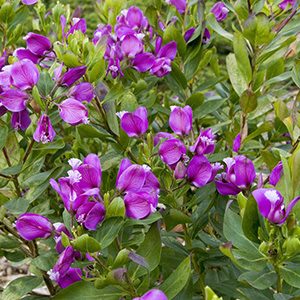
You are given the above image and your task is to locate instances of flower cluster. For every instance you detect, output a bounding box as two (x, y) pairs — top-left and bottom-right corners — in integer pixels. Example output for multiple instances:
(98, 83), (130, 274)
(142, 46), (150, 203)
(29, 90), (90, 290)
(93, 6), (177, 78)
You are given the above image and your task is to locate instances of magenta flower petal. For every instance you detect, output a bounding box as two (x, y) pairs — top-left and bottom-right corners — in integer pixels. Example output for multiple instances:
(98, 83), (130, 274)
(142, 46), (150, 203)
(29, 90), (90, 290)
(187, 155), (213, 187)
(126, 6), (144, 28)
(10, 59), (39, 90)
(203, 28), (211, 44)
(24, 32), (52, 56)
(21, 0), (38, 4)
(116, 158), (132, 185)
(154, 132), (174, 146)
(60, 66), (87, 87)
(169, 105), (193, 135)
(215, 179), (241, 196)
(133, 52), (155, 72)
(0, 89), (28, 112)
(124, 192), (152, 219)
(15, 213), (52, 241)
(68, 82), (94, 102)
(167, 0), (187, 14)
(57, 268), (82, 288)
(278, 0), (295, 10)
(67, 18), (87, 36)
(232, 133), (241, 153)
(233, 155), (256, 189)
(14, 48), (40, 64)
(269, 162), (283, 186)
(211, 2), (229, 22)
(158, 41), (177, 60)
(59, 98), (89, 125)
(33, 114), (56, 143)
(190, 128), (215, 155)
(117, 165), (147, 192)
(121, 34), (143, 58)
(184, 27), (196, 42)
(11, 109), (31, 131)
(159, 138), (186, 165)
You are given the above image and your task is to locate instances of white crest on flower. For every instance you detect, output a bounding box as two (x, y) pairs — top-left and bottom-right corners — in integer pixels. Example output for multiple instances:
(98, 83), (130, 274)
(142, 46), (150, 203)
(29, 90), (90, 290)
(48, 269), (60, 281)
(265, 190), (280, 203)
(68, 158), (82, 169)
(170, 106), (178, 112)
(67, 170), (82, 184)
(116, 111), (127, 118)
(142, 165), (151, 171)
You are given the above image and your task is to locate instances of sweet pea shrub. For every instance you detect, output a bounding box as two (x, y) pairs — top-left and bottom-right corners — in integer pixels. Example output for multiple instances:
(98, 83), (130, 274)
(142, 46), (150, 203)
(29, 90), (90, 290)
(0, 0), (300, 299)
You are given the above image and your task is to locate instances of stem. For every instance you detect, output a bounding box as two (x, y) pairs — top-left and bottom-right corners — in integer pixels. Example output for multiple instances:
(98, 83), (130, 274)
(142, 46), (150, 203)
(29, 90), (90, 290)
(275, 265), (283, 293)
(23, 139), (35, 163)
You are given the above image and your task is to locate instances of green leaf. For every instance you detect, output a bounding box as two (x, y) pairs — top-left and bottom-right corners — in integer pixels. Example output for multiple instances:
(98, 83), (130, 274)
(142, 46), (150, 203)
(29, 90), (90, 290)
(280, 263), (300, 288)
(233, 32), (252, 84)
(205, 286), (223, 300)
(226, 54), (248, 96)
(292, 62), (300, 89)
(186, 92), (204, 110)
(31, 251), (58, 272)
(106, 197), (125, 218)
(77, 124), (110, 139)
(243, 122), (273, 143)
(32, 86), (46, 110)
(2, 276), (43, 300)
(37, 72), (55, 97)
(239, 89), (257, 113)
(73, 234), (101, 253)
(207, 14), (233, 41)
(103, 100), (119, 136)
(95, 217), (124, 249)
(238, 269), (277, 290)
(0, 125), (8, 151)
(53, 282), (123, 300)
(160, 256), (191, 299)
(194, 99), (226, 119)
(0, 235), (20, 250)
(163, 25), (186, 57)
(87, 59), (105, 83)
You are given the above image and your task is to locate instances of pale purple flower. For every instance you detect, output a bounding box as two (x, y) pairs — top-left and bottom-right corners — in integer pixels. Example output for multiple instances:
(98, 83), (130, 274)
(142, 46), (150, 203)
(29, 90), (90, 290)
(133, 52), (155, 72)
(117, 106), (148, 137)
(10, 59), (39, 90)
(159, 138), (186, 166)
(252, 188), (300, 225)
(0, 89), (28, 112)
(215, 155), (256, 195)
(169, 105), (192, 135)
(76, 201), (105, 230)
(190, 128), (215, 155)
(14, 48), (40, 64)
(269, 162), (283, 186)
(211, 2), (229, 22)
(166, 0), (187, 14)
(21, 0), (38, 4)
(278, 0), (296, 10)
(60, 66), (87, 87)
(68, 82), (94, 102)
(187, 155), (213, 187)
(24, 32), (52, 56)
(93, 24), (112, 45)
(121, 34), (144, 58)
(67, 18), (87, 36)
(59, 98), (89, 125)
(33, 114), (56, 143)
(154, 132), (174, 146)
(133, 289), (168, 300)
(232, 133), (241, 153)
(11, 109), (31, 131)
(16, 213), (53, 241)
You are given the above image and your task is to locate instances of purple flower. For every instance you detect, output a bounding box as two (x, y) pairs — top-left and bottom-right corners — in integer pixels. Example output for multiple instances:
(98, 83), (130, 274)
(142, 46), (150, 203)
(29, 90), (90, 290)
(174, 161), (187, 179)
(76, 201), (105, 230)
(24, 32), (52, 56)
(232, 133), (241, 153)
(187, 155), (213, 187)
(117, 106), (148, 137)
(190, 128), (215, 155)
(57, 268), (82, 288)
(10, 59), (39, 90)
(154, 132), (174, 146)
(184, 27), (196, 42)
(68, 82), (94, 102)
(11, 109), (31, 131)
(252, 188), (300, 224)
(60, 66), (87, 87)
(21, 0), (38, 4)
(121, 34), (143, 58)
(203, 28), (211, 44)
(169, 105), (192, 135)
(133, 289), (168, 300)
(59, 98), (89, 125)
(159, 138), (186, 166)
(133, 52), (155, 73)
(211, 2), (229, 22)
(15, 213), (53, 241)
(0, 105), (7, 117)
(67, 18), (87, 36)
(33, 114), (56, 143)
(278, 0), (296, 10)
(93, 24), (112, 45)
(0, 89), (28, 112)
(215, 155), (256, 195)
(14, 48), (40, 64)
(269, 162), (283, 186)
(166, 0), (187, 14)
(54, 223), (72, 254)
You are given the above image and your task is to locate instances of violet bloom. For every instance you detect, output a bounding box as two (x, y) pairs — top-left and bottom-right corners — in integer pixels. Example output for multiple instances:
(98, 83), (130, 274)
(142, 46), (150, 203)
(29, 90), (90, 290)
(190, 128), (215, 155)
(184, 27), (196, 42)
(11, 109), (31, 131)
(10, 59), (39, 90)
(60, 66), (87, 87)
(166, 0), (187, 14)
(133, 289), (168, 300)
(278, 0), (296, 10)
(232, 133), (241, 153)
(159, 138), (186, 166)
(169, 105), (193, 135)
(133, 52), (156, 73)
(120, 34), (143, 58)
(67, 18), (87, 36)
(57, 268), (82, 288)
(76, 201), (105, 230)
(14, 48), (40, 64)
(154, 132), (174, 146)
(54, 223), (72, 254)
(211, 2), (229, 22)
(269, 162), (283, 186)
(24, 32), (52, 56)
(59, 98), (89, 125)
(174, 161), (187, 179)
(203, 28), (211, 44)
(187, 155), (213, 187)
(0, 89), (28, 112)
(68, 82), (94, 102)
(117, 106), (148, 137)
(252, 188), (300, 225)
(21, 0), (38, 4)
(215, 155), (256, 196)
(93, 24), (112, 45)
(15, 213), (53, 241)
(33, 114), (56, 143)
